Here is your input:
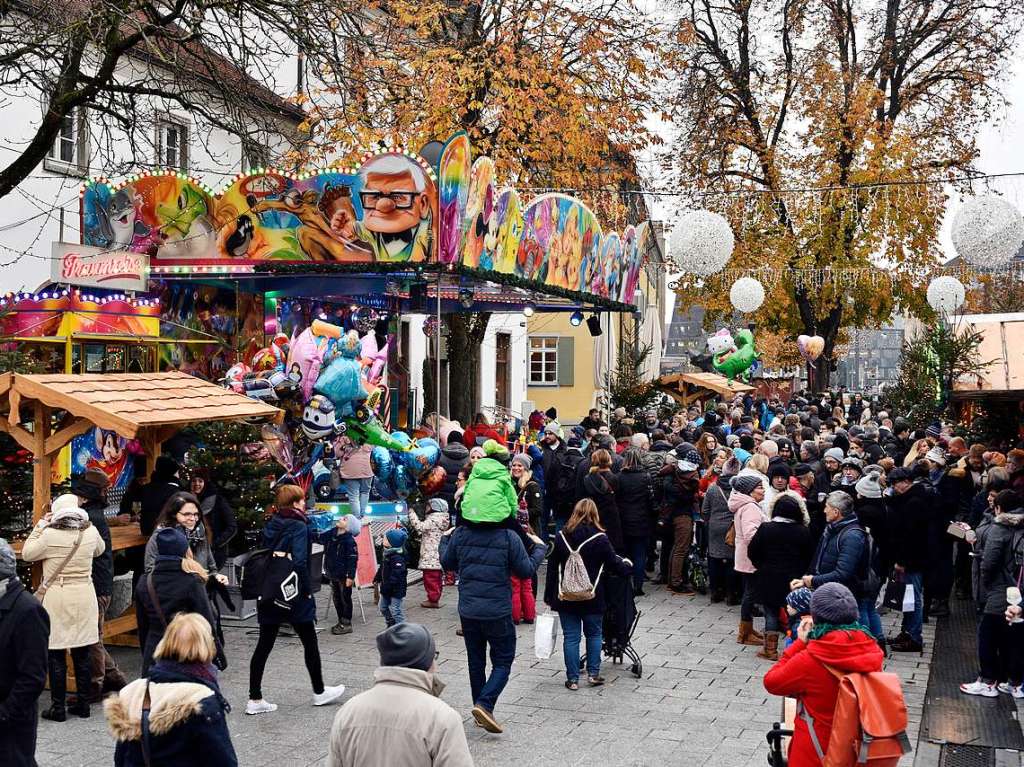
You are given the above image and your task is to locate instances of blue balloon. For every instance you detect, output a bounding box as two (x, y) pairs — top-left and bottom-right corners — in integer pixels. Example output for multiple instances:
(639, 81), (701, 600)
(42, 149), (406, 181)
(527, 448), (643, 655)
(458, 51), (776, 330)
(374, 477), (397, 501)
(400, 440), (441, 477)
(389, 431), (413, 450)
(393, 465), (415, 499)
(370, 446), (394, 483)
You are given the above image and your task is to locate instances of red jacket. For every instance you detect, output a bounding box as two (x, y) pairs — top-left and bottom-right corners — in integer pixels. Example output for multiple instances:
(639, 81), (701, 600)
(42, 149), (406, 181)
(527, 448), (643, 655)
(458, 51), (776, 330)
(763, 629), (884, 767)
(463, 425), (501, 448)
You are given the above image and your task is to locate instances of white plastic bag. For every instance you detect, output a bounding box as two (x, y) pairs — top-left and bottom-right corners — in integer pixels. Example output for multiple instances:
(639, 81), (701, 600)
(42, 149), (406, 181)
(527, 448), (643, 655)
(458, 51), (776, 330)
(534, 612), (559, 659)
(901, 583), (916, 613)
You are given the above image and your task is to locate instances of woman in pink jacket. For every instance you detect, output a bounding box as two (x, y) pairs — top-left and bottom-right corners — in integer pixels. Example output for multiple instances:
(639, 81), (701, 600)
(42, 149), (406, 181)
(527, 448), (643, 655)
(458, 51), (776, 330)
(728, 474), (767, 646)
(337, 438), (373, 518)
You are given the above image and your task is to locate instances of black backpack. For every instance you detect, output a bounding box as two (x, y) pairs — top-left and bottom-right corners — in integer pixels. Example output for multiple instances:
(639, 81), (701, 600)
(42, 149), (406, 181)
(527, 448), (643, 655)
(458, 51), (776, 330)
(238, 527), (294, 603)
(556, 451), (585, 497)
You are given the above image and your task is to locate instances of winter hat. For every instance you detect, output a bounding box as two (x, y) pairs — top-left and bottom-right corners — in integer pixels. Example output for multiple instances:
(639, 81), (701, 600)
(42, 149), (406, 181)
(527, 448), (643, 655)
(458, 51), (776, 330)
(153, 454), (180, 481)
(855, 471), (883, 499)
(511, 453), (533, 470)
(888, 467), (913, 484)
(376, 622), (436, 672)
(483, 439), (508, 458)
(545, 407), (558, 421)
(726, 434), (740, 447)
(385, 527), (408, 549)
(731, 475), (762, 496)
(925, 447), (946, 466)
(342, 515), (363, 537)
(427, 498), (449, 516)
(71, 468), (110, 501)
(50, 494), (88, 525)
(0, 538), (16, 578)
(567, 436), (583, 449)
(677, 449), (701, 473)
(792, 462), (814, 478)
(925, 422), (942, 439)
(786, 587), (813, 617)
(767, 462), (792, 481)
(448, 430), (464, 445)
(543, 421), (561, 436)
(721, 456), (742, 477)
(810, 582), (859, 625)
(155, 527), (189, 558)
(772, 494), (803, 522)
(841, 456), (863, 472)
(824, 447), (845, 463)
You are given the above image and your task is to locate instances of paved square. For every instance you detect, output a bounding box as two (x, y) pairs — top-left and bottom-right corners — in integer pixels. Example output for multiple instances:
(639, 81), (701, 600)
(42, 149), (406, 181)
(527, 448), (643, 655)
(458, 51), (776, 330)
(35, 569), (933, 766)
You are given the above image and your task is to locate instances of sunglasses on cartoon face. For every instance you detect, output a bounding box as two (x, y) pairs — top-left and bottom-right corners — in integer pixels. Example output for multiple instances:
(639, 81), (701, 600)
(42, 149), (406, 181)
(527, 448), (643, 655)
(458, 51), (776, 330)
(360, 190), (417, 210)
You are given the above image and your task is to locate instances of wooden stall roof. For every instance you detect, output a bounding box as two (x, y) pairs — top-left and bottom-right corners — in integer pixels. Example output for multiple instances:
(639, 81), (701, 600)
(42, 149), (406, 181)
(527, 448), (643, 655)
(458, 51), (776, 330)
(951, 313), (1024, 400)
(658, 371), (755, 401)
(2, 371), (283, 439)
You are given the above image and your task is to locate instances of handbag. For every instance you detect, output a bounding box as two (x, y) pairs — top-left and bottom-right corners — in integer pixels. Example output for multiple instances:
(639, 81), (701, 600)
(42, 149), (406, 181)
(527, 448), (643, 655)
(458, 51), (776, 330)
(725, 523), (737, 548)
(882, 574), (906, 611)
(35, 528), (85, 599)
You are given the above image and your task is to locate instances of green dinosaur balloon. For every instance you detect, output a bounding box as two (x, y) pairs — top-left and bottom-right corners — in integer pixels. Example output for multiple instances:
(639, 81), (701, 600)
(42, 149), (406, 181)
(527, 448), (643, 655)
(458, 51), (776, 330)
(712, 328), (760, 381)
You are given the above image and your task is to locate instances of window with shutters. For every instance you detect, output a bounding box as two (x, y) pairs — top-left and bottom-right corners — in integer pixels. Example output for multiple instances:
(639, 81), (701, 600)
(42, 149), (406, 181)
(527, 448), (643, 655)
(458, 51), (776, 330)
(528, 336), (558, 386)
(156, 118), (189, 170)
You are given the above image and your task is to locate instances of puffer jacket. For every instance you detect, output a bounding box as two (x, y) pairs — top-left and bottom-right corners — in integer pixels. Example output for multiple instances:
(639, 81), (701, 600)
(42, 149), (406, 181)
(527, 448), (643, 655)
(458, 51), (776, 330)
(764, 628), (884, 767)
(885, 482), (933, 573)
(582, 471), (624, 553)
(439, 520), (544, 620)
(438, 443), (469, 512)
(543, 523), (630, 615)
(702, 476), (735, 560)
(407, 509), (450, 570)
(105, 661), (236, 767)
(729, 490), (766, 574)
(461, 458), (518, 523)
(980, 509), (1024, 616)
(617, 467), (655, 539)
(135, 558), (215, 675)
(972, 511), (996, 607)
(377, 548), (407, 599)
(809, 515), (867, 597)
(321, 529), (358, 581)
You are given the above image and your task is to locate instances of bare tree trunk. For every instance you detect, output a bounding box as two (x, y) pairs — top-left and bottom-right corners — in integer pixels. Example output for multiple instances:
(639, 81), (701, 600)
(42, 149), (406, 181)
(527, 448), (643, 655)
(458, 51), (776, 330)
(445, 313), (491, 425)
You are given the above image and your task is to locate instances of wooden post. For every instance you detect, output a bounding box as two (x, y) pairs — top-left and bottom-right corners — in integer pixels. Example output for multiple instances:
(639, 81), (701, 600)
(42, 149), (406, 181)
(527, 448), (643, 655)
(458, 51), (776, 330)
(32, 401), (52, 525)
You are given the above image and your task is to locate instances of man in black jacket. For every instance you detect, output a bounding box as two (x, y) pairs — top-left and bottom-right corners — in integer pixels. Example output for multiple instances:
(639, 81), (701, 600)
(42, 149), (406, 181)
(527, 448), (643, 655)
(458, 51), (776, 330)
(72, 469), (128, 702)
(885, 468), (932, 652)
(539, 426), (566, 541)
(139, 455), (183, 536)
(0, 537), (50, 767)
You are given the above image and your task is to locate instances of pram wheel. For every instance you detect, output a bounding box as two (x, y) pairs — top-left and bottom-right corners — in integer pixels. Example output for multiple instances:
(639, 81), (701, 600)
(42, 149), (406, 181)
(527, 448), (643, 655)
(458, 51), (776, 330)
(630, 662), (641, 678)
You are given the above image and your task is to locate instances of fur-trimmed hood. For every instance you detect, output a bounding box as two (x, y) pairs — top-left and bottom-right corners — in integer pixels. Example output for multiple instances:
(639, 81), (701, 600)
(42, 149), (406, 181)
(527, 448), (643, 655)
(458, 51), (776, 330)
(104, 678), (216, 741)
(766, 489), (810, 526)
(995, 510), (1024, 528)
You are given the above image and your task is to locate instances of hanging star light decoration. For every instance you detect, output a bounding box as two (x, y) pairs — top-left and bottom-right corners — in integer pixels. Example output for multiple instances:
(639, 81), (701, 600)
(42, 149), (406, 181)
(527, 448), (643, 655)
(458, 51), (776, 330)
(729, 277), (765, 313)
(951, 196), (1024, 268)
(668, 210), (735, 276)
(926, 275), (966, 315)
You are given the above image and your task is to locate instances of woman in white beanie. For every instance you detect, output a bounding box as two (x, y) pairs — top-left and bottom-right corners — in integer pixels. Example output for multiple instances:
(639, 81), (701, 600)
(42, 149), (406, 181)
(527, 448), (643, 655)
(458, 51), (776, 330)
(21, 494), (105, 721)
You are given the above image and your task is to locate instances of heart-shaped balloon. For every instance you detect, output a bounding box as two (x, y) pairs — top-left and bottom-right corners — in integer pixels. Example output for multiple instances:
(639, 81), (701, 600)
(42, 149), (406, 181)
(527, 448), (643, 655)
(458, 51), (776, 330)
(799, 335), (825, 361)
(260, 423), (294, 472)
(418, 465), (447, 496)
(370, 446), (394, 483)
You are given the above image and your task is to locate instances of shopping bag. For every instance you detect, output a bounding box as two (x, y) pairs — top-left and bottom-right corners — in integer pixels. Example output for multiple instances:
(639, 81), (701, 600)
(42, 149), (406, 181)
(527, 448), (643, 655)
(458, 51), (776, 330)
(901, 583), (916, 613)
(534, 612), (559, 660)
(882, 577), (906, 611)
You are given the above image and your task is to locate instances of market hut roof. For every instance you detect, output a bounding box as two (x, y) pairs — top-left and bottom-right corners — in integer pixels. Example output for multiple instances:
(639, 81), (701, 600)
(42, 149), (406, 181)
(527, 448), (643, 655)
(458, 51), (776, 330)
(656, 371), (755, 406)
(1, 371), (283, 440)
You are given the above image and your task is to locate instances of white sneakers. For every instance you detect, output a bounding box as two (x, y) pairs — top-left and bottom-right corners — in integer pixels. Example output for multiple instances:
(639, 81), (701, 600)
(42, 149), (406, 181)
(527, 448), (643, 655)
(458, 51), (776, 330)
(960, 679), (998, 697)
(246, 684), (346, 715)
(997, 682), (1024, 699)
(245, 699), (278, 715)
(312, 684), (346, 706)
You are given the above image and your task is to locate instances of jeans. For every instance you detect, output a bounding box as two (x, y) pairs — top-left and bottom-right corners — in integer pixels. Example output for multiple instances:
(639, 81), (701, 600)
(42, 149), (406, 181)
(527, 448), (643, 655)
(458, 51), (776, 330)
(669, 516), (694, 589)
(978, 613), (1024, 684)
(461, 615), (516, 713)
(560, 612), (603, 681)
(858, 597), (883, 639)
(249, 621), (324, 700)
(900, 572), (924, 644)
(380, 594), (404, 625)
(623, 535), (648, 592)
(764, 603), (785, 633)
(740, 572), (757, 622)
(422, 570), (443, 603)
(330, 579), (353, 623)
(344, 477), (372, 518)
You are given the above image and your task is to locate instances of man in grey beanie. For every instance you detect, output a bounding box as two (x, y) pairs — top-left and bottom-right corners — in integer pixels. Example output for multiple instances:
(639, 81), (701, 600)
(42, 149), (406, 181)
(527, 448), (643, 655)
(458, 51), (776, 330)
(327, 623), (473, 767)
(0, 538), (51, 767)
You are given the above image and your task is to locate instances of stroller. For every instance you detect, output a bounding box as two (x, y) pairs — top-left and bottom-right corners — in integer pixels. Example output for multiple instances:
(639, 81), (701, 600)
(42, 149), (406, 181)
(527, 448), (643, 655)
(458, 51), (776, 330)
(765, 697), (796, 766)
(581, 572), (643, 679)
(687, 518), (709, 595)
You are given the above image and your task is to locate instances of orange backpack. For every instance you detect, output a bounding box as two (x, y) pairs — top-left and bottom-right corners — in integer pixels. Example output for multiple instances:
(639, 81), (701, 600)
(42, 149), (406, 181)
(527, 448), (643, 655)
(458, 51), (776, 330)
(799, 665), (913, 766)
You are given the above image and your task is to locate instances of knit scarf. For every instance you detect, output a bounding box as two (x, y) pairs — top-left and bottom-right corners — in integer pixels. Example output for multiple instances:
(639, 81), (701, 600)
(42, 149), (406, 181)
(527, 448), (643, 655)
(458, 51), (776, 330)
(276, 506), (309, 523)
(152, 659), (219, 686)
(807, 622), (873, 642)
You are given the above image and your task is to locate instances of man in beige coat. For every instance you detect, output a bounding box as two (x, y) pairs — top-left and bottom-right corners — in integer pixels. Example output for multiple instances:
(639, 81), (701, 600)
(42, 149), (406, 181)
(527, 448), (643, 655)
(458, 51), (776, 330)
(327, 623), (473, 767)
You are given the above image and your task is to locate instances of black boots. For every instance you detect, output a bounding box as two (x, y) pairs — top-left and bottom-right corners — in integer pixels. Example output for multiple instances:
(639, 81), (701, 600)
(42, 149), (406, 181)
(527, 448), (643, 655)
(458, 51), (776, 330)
(46, 648), (92, 722)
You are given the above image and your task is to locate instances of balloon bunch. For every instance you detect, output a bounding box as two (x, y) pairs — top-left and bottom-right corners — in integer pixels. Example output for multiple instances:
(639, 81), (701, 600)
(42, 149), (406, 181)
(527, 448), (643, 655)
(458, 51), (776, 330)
(369, 437), (444, 501)
(708, 327), (760, 382)
(223, 333), (300, 402)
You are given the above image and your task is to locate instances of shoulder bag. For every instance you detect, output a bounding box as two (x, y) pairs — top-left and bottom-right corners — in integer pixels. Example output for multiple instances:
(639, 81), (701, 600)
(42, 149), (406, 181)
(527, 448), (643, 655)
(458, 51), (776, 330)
(35, 528), (85, 599)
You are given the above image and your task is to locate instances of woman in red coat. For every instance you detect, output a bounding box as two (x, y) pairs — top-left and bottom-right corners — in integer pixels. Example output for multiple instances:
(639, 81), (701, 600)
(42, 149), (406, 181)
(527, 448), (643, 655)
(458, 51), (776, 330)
(763, 582), (884, 767)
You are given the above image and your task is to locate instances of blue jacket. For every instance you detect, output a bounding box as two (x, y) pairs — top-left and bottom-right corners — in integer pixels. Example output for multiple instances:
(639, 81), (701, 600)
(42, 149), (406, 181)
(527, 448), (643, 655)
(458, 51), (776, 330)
(258, 513), (316, 624)
(810, 514), (867, 597)
(439, 521), (545, 620)
(320, 529), (358, 581)
(376, 548), (407, 598)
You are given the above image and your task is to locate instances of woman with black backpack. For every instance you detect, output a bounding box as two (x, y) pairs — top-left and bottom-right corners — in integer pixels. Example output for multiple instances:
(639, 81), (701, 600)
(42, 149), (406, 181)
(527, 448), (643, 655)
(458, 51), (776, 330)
(245, 484), (346, 716)
(543, 499), (630, 690)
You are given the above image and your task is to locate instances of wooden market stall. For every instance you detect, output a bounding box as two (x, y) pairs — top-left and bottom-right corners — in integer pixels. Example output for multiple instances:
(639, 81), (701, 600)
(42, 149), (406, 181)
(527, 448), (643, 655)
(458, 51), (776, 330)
(656, 371), (755, 408)
(0, 371), (283, 648)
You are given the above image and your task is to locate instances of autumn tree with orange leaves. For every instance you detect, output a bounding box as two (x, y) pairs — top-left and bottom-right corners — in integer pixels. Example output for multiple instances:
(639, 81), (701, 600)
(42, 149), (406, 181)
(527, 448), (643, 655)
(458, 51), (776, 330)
(300, 0), (664, 420)
(666, 0), (1023, 390)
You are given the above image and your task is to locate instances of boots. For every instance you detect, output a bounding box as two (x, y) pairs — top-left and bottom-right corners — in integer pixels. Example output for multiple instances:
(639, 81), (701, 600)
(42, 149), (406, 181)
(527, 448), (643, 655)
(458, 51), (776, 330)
(737, 620), (763, 646)
(710, 588), (725, 604)
(41, 704), (66, 722)
(757, 631), (780, 661)
(421, 600), (440, 609)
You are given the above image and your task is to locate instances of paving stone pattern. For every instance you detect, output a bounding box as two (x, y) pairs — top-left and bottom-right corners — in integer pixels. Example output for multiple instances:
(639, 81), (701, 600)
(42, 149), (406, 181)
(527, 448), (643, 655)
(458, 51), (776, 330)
(34, 569), (935, 767)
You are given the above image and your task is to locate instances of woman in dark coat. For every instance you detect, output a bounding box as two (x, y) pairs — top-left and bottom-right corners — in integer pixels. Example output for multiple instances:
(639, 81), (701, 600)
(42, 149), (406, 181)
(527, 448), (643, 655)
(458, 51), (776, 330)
(617, 448), (655, 595)
(245, 484), (345, 716)
(748, 491), (812, 661)
(136, 528), (216, 676)
(543, 498), (630, 689)
(582, 449), (624, 553)
(702, 455), (741, 604)
(190, 470), (237, 569)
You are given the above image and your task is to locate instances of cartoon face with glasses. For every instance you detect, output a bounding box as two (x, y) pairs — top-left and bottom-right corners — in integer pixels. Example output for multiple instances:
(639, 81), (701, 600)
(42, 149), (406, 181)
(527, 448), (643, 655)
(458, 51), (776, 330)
(329, 155), (433, 262)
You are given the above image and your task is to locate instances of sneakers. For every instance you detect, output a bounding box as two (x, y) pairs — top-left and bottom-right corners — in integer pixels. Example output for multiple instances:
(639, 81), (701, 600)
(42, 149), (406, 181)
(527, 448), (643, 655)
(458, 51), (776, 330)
(245, 699), (278, 716)
(471, 704), (503, 733)
(997, 682), (1024, 699)
(331, 623), (352, 635)
(312, 684), (346, 706)
(959, 679), (998, 698)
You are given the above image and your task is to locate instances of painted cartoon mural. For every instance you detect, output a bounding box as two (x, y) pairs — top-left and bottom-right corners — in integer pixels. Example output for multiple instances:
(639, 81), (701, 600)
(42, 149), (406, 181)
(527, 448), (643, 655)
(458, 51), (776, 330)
(71, 428), (138, 492)
(0, 292), (160, 338)
(82, 152), (438, 265)
(437, 133), (471, 265)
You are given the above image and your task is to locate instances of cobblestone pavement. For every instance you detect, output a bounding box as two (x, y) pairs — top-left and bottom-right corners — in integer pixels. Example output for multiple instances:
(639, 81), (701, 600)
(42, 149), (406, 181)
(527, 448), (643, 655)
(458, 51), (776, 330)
(35, 569), (935, 767)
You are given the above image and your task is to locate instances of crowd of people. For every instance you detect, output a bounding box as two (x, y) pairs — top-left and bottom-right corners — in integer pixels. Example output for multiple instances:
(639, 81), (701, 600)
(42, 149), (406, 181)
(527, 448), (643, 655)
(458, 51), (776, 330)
(2, 392), (1023, 767)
